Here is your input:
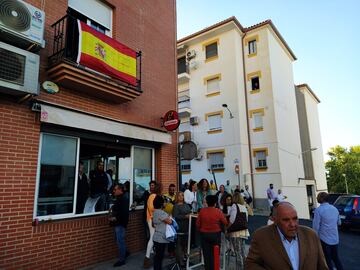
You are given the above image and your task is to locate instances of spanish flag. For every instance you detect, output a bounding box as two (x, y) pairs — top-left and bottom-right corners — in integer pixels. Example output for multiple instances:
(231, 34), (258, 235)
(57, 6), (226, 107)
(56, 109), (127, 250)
(77, 20), (137, 86)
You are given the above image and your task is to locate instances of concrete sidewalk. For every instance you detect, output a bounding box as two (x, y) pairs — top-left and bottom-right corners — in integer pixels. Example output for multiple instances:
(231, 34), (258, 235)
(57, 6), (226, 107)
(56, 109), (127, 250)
(82, 244), (250, 270)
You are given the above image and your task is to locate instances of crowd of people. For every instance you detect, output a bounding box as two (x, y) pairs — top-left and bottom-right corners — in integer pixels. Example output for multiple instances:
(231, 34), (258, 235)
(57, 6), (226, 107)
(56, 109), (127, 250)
(107, 175), (343, 270)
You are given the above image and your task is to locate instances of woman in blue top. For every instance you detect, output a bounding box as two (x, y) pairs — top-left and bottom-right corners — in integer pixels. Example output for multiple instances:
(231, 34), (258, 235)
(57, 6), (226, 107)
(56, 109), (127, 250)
(197, 178), (212, 210)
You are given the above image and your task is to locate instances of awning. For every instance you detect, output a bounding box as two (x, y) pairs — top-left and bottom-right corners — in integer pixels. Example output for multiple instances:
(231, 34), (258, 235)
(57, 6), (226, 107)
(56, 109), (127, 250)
(40, 104), (172, 144)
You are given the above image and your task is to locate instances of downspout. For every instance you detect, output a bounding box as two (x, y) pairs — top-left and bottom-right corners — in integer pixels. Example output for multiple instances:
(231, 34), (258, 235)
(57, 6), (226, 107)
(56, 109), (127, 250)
(241, 32), (256, 208)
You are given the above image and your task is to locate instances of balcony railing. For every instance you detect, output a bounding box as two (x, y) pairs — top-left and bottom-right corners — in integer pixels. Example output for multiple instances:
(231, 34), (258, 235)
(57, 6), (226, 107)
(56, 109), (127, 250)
(48, 14), (142, 101)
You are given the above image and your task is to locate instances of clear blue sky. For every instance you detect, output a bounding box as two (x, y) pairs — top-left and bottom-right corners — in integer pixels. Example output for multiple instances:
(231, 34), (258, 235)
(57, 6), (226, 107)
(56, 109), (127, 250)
(177, 0), (360, 159)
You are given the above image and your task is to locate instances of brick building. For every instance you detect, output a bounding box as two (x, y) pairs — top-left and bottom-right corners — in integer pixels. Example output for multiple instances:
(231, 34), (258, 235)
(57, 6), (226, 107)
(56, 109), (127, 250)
(0, 0), (177, 269)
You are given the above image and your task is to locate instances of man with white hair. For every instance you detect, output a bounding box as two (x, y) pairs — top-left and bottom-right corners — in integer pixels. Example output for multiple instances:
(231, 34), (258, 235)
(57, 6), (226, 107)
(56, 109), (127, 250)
(246, 202), (328, 270)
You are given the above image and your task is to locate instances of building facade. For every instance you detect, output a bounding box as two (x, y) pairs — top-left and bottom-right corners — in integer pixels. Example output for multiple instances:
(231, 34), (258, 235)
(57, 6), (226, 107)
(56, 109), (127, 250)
(0, 0), (177, 269)
(177, 17), (327, 219)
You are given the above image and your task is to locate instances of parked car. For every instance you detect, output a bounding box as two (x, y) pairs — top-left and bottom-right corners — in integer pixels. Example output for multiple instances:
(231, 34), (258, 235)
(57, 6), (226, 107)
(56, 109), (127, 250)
(327, 193), (347, 205)
(333, 195), (360, 229)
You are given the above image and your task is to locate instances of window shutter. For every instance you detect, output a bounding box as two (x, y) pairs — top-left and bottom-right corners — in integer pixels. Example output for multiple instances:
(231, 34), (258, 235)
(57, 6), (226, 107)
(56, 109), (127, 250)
(208, 115), (221, 130)
(207, 78), (220, 93)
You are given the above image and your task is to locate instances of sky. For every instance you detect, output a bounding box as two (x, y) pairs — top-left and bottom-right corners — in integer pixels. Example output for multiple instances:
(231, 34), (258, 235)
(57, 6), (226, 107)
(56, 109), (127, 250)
(176, 0), (360, 159)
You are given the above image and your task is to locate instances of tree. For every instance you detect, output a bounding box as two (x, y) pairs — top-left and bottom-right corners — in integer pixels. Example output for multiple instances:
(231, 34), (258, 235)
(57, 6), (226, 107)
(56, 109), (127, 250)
(325, 145), (360, 194)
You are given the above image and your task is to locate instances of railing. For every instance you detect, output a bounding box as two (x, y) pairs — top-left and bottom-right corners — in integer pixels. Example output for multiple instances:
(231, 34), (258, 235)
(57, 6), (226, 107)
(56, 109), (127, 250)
(48, 14), (142, 92)
(178, 99), (191, 109)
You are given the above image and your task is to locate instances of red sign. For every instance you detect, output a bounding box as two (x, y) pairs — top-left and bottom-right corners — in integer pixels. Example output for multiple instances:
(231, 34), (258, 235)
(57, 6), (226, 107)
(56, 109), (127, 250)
(163, 110), (180, 131)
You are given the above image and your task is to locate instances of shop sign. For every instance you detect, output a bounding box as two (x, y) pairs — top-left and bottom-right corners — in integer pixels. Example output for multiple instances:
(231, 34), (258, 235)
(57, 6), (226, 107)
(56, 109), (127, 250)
(163, 110), (180, 131)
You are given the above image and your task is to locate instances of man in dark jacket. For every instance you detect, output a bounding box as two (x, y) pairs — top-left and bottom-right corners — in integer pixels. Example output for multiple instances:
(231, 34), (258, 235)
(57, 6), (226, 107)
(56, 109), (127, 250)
(111, 184), (130, 267)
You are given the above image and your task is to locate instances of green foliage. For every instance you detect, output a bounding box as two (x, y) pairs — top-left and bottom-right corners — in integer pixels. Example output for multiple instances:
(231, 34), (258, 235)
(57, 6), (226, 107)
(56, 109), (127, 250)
(325, 145), (360, 194)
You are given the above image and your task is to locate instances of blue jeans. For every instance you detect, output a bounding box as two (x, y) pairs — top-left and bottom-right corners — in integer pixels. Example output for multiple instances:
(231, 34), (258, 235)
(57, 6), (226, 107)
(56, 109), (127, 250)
(115, 226), (126, 261)
(321, 240), (344, 270)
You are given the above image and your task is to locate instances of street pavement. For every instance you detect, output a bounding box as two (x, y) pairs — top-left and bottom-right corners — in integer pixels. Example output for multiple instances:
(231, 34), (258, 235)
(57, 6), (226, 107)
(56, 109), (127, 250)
(83, 214), (360, 270)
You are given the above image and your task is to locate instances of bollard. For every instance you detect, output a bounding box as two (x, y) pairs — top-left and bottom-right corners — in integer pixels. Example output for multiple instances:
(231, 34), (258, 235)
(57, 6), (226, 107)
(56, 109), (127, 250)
(213, 245), (220, 270)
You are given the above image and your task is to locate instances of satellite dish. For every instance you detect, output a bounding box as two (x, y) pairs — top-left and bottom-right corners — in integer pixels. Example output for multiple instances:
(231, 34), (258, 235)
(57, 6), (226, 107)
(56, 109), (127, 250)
(181, 141), (197, 160)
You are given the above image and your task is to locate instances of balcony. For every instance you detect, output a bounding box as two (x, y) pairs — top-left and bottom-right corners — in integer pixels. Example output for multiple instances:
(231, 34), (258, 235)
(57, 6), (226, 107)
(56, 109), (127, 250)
(177, 62), (190, 84)
(48, 15), (142, 103)
(178, 95), (191, 118)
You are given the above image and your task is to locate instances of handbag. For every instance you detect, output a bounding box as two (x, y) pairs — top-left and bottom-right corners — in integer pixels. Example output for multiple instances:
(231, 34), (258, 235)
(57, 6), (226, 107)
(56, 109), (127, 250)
(227, 204), (247, 233)
(165, 218), (179, 242)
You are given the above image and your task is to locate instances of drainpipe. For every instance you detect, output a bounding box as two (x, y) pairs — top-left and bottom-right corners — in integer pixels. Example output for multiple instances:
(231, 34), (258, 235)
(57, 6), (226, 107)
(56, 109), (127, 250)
(241, 32), (256, 208)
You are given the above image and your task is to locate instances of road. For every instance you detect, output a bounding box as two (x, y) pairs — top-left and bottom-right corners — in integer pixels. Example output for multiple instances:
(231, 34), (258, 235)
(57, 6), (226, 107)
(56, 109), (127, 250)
(247, 215), (360, 270)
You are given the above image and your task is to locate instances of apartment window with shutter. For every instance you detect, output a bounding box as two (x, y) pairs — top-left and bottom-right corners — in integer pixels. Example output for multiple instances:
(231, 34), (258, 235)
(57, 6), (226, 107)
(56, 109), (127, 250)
(253, 112), (263, 130)
(253, 148), (268, 170)
(207, 77), (220, 93)
(180, 160), (191, 171)
(208, 152), (225, 170)
(208, 114), (222, 131)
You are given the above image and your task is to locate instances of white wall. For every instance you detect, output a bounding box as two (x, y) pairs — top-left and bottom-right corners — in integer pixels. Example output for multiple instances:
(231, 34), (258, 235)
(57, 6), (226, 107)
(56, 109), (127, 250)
(302, 88), (328, 192)
(267, 29), (308, 218)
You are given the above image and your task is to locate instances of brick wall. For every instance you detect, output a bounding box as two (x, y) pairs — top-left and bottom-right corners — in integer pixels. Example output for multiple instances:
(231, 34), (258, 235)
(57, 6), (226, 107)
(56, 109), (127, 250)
(0, 0), (177, 269)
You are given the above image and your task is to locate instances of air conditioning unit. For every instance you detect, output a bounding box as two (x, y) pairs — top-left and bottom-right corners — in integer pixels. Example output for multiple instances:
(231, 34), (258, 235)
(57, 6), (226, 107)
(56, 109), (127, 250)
(0, 41), (40, 96)
(190, 116), (199, 126)
(189, 60), (198, 70)
(0, 0), (45, 50)
(186, 50), (196, 60)
(195, 148), (203, 161)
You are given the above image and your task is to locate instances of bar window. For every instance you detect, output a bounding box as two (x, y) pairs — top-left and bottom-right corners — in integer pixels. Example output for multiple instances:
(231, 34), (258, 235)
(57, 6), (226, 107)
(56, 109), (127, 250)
(36, 134), (78, 217)
(251, 77), (260, 91)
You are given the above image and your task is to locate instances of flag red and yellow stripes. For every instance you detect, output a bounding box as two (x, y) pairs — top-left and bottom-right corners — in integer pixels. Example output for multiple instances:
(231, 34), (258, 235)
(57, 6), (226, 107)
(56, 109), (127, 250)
(77, 21), (137, 86)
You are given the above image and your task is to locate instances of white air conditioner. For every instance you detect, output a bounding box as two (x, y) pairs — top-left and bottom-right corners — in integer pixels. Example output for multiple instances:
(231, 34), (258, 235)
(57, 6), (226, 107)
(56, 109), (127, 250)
(0, 0), (45, 48)
(190, 116), (199, 126)
(186, 50), (196, 60)
(0, 41), (40, 96)
(195, 148), (203, 161)
(189, 60), (198, 70)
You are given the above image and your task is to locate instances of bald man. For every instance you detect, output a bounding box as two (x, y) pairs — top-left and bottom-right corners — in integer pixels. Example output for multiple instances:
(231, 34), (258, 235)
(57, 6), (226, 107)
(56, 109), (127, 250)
(245, 202), (328, 270)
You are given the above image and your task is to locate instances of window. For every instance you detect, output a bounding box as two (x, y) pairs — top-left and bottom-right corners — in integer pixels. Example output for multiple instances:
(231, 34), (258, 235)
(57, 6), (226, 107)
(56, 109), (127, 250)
(208, 152), (225, 170)
(36, 134), (78, 217)
(205, 42), (218, 60)
(132, 147), (154, 206)
(253, 149), (268, 169)
(181, 160), (191, 171)
(253, 112), (263, 130)
(35, 132), (155, 220)
(248, 40), (257, 55)
(251, 77), (260, 91)
(68, 0), (112, 36)
(208, 114), (222, 131)
(207, 77), (220, 93)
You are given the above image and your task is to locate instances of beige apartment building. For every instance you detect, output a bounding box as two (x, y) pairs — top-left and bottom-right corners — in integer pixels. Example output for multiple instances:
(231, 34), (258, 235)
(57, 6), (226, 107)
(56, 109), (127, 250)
(177, 17), (327, 218)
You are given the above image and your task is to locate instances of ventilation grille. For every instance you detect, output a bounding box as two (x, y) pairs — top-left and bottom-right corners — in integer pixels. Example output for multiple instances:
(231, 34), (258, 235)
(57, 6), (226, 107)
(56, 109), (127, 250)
(0, 47), (25, 85)
(0, 0), (31, 32)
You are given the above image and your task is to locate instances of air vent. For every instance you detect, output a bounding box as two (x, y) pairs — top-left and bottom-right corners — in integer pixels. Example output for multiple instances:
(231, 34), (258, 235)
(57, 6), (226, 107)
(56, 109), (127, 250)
(0, 0), (31, 32)
(0, 47), (25, 85)
(0, 41), (39, 96)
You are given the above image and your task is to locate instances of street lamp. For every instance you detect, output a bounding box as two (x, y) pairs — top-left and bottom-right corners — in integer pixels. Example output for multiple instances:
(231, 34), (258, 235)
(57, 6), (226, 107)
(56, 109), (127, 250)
(222, 104), (234, 119)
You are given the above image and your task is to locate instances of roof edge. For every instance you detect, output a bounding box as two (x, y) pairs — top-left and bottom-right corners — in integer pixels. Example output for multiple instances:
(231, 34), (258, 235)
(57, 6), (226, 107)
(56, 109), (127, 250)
(296, 83), (321, 103)
(177, 16), (244, 44)
(245, 19), (297, 61)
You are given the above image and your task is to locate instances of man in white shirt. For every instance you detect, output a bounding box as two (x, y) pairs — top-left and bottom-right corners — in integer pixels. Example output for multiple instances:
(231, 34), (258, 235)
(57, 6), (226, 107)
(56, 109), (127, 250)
(276, 189), (287, 202)
(266, 183), (277, 208)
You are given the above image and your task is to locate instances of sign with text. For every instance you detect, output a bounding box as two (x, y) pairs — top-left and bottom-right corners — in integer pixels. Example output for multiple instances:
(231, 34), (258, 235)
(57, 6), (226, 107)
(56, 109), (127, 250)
(163, 110), (180, 131)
